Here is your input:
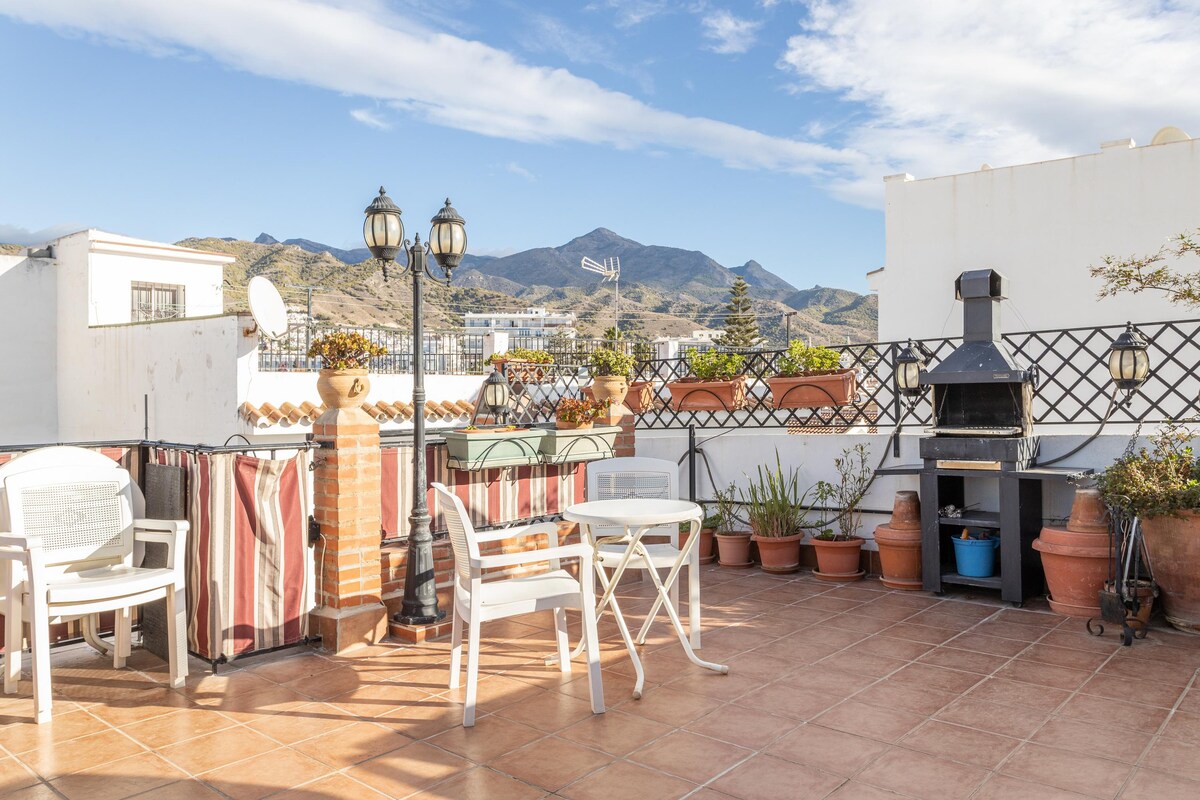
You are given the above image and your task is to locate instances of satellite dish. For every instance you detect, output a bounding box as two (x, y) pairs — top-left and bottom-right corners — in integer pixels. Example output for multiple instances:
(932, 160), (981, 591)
(247, 276), (289, 340)
(1151, 126), (1191, 146)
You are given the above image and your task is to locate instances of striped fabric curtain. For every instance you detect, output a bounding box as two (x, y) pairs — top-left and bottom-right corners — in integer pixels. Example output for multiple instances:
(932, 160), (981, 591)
(150, 448), (312, 662)
(381, 445), (586, 539)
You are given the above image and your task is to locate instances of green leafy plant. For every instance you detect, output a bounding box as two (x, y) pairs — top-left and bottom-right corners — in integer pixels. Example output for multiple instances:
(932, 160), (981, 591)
(713, 483), (742, 534)
(776, 341), (844, 377)
(685, 349), (745, 381)
(813, 443), (873, 540)
(555, 397), (610, 424)
(306, 331), (388, 370)
(589, 347), (636, 378)
(1095, 422), (1200, 517)
(740, 453), (811, 538)
(1091, 229), (1200, 307)
(487, 347), (553, 365)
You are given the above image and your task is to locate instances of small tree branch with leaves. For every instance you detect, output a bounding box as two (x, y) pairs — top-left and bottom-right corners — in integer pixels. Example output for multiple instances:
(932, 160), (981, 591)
(1091, 230), (1200, 307)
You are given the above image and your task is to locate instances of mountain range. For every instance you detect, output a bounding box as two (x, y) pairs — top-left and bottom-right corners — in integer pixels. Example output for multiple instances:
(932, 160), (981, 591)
(189, 227), (877, 343)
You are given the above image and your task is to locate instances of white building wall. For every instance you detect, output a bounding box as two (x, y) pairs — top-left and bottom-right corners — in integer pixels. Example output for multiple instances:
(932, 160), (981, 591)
(85, 234), (226, 325)
(0, 255), (58, 444)
(879, 136), (1200, 342)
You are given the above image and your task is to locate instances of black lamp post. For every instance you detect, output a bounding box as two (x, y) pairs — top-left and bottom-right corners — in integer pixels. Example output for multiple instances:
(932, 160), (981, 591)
(363, 188), (467, 625)
(1107, 322), (1150, 403)
(894, 339), (927, 402)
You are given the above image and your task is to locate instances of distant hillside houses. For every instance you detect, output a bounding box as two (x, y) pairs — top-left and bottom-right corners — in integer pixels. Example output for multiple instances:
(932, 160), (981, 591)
(463, 306), (577, 338)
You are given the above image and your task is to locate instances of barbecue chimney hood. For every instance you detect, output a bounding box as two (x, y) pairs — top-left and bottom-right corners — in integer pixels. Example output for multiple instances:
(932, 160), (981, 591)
(921, 269), (1033, 385)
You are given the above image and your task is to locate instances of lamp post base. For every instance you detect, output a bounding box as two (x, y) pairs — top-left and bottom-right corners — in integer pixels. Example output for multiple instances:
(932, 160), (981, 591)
(388, 613), (454, 644)
(392, 609), (447, 626)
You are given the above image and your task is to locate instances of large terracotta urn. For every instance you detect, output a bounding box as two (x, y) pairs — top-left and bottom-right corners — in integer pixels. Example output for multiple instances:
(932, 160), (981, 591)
(874, 491), (923, 590)
(1032, 488), (1113, 618)
(1140, 511), (1200, 633)
(316, 368), (370, 410)
(589, 375), (629, 406)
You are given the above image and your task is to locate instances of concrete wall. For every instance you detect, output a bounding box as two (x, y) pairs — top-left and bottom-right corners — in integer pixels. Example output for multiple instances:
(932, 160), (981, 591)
(879, 136), (1200, 342)
(0, 255), (58, 444)
(86, 234), (225, 325)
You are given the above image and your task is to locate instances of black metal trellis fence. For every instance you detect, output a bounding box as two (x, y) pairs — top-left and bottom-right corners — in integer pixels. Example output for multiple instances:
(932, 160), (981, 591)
(259, 325), (486, 375)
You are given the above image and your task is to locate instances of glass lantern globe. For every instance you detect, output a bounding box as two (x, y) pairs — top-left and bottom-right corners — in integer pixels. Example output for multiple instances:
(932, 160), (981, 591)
(1107, 322), (1150, 393)
(363, 187), (404, 264)
(894, 340), (926, 398)
(482, 369), (512, 422)
(428, 198), (467, 274)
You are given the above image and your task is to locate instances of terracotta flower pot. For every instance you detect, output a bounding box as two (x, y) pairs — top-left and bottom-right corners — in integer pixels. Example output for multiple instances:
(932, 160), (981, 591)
(811, 536), (865, 582)
(875, 491), (923, 590)
(767, 369), (857, 409)
(666, 376), (747, 411)
(625, 381), (654, 413)
(555, 419), (594, 430)
(752, 531), (804, 574)
(316, 368), (370, 409)
(698, 527), (716, 564)
(1140, 511), (1200, 634)
(716, 531), (752, 568)
(590, 375), (629, 406)
(1033, 488), (1114, 618)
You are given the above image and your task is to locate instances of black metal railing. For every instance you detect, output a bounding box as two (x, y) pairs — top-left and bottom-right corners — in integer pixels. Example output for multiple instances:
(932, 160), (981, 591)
(259, 325), (486, 375)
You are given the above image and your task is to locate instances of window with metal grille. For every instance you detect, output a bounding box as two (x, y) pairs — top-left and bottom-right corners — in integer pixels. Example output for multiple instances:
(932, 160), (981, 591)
(131, 282), (186, 321)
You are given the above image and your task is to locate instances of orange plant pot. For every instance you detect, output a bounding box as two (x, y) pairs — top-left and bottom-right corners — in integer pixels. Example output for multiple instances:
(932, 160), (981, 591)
(666, 376), (747, 411)
(716, 531), (753, 568)
(875, 490), (923, 590)
(752, 532), (804, 574)
(1033, 489), (1113, 618)
(767, 369), (857, 409)
(811, 536), (865, 582)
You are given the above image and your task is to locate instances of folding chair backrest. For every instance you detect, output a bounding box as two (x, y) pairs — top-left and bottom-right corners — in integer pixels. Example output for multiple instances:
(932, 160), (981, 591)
(587, 457), (679, 539)
(5, 466), (135, 570)
(432, 482), (480, 584)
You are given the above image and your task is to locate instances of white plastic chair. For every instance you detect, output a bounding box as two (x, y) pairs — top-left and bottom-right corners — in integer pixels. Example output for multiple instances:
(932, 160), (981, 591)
(432, 482), (603, 727)
(586, 457), (702, 649)
(1, 458), (189, 723)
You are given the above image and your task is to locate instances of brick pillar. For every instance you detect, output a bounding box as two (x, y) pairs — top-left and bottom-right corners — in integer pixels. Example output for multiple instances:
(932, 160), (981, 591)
(309, 406), (388, 652)
(613, 405), (636, 457)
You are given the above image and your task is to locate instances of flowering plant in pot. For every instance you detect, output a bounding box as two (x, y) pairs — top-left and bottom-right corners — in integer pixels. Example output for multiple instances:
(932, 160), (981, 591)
(667, 349), (747, 411)
(588, 348), (636, 406)
(487, 347), (553, 382)
(555, 397), (609, 430)
(811, 443), (872, 581)
(768, 342), (857, 409)
(307, 331), (387, 409)
(1095, 422), (1200, 633)
(713, 483), (752, 567)
(741, 454), (811, 574)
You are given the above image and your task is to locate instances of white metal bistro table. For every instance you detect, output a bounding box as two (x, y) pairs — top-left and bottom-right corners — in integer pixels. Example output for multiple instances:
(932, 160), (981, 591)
(562, 498), (729, 699)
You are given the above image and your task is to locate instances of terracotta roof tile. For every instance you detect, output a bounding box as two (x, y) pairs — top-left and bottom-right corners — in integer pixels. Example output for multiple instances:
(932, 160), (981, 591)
(240, 399), (475, 429)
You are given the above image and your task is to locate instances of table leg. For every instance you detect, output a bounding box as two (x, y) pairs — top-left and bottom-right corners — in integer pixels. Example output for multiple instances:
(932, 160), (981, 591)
(637, 517), (703, 649)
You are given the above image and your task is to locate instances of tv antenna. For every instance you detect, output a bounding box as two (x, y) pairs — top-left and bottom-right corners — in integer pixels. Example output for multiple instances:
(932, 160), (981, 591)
(580, 256), (621, 334)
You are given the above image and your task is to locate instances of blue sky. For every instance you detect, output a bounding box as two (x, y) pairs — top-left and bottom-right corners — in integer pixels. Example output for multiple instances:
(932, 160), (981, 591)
(3, 1), (1200, 292)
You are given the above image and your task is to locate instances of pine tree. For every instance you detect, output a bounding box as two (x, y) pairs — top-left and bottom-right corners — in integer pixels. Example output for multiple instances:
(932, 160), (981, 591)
(717, 275), (759, 348)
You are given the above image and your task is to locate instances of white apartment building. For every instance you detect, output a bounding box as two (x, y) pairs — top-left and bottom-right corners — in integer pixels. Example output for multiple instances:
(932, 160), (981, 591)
(463, 306), (577, 338)
(652, 329), (722, 359)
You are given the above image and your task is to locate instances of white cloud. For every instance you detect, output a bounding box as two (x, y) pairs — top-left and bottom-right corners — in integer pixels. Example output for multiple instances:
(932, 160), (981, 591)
(0, 222), (85, 246)
(586, 0), (671, 28)
(0, 0), (858, 181)
(701, 10), (761, 55)
(505, 162), (537, 182)
(780, 0), (1200, 205)
(350, 107), (390, 130)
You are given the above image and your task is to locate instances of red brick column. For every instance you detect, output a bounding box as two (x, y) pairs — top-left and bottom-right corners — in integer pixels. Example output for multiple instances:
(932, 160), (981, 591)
(613, 404), (636, 457)
(309, 407), (388, 652)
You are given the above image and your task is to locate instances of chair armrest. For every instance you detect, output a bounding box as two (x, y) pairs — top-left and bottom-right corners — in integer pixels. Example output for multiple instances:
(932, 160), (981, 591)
(134, 519), (190, 534)
(0, 533), (32, 551)
(472, 521), (560, 547)
(134, 519), (189, 577)
(472, 542), (591, 571)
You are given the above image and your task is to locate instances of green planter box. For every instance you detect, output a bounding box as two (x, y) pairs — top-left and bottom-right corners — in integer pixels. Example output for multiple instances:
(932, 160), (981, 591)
(538, 425), (620, 465)
(444, 428), (546, 470)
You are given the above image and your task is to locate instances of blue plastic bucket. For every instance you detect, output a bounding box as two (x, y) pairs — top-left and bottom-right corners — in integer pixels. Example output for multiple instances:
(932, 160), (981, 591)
(951, 536), (1001, 577)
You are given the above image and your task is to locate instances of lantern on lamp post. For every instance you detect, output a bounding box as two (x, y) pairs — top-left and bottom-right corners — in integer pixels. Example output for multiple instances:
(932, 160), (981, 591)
(363, 189), (468, 626)
(1107, 322), (1150, 403)
(481, 369), (513, 425)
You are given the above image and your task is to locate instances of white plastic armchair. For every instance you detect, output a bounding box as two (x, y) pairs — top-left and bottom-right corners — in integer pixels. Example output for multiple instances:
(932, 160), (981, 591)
(1, 463), (189, 724)
(432, 482), (603, 727)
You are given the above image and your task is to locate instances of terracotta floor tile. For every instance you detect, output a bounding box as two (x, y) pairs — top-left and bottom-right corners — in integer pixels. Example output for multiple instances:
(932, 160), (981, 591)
(277, 773), (392, 799)
(1040, 629), (1127, 654)
(878, 623), (960, 645)
(815, 650), (910, 679)
(290, 720), (409, 769)
(615, 685), (722, 727)
(812, 701), (925, 743)
(973, 774), (1094, 799)
(559, 759), (696, 800)
(8, 785), (82, 800)
(629, 730), (752, 783)
(856, 747), (988, 800)
(1056, 693), (1170, 736)
(427, 714), (545, 762)
(17, 728), (143, 780)
(85, 686), (195, 726)
(966, 677), (1072, 711)
(767, 724), (889, 776)
(0, 757), (40, 796)
(243, 701), (357, 745)
(816, 613), (897, 635)
(994, 608), (1064, 628)
(849, 635), (934, 661)
(996, 659), (1093, 691)
(346, 740), (472, 798)
(1002, 743), (1133, 799)
(899, 719), (1018, 769)
(495, 689), (599, 732)
(244, 652), (338, 685)
(1020, 643), (1112, 672)
(794, 595), (867, 613)
(440, 673), (546, 712)
(934, 697), (1051, 739)
(971, 620), (1049, 642)
(181, 669), (275, 700)
(1118, 768), (1200, 799)
(0, 709), (112, 754)
(825, 782), (911, 799)
(663, 665), (766, 702)
(490, 735), (612, 791)
(789, 665), (878, 695)
(155, 725), (279, 775)
(1141, 736), (1200, 782)
(917, 646), (1009, 675)
(120, 707), (237, 749)
(710, 753), (843, 800)
(685, 705), (799, 749)
(48, 752), (185, 800)
(408, 766), (545, 800)
(1081, 674), (1186, 709)
(559, 708), (674, 756)
(888, 663), (983, 694)
(1161, 710), (1200, 745)
(903, 611), (979, 632)
(326, 679), (434, 718)
(1103, 656), (1199, 687)
(1033, 717), (1153, 764)
(853, 679), (957, 716)
(281, 666), (374, 700)
(739, 682), (842, 721)
(944, 632), (1034, 657)
(190, 683), (310, 723)
(200, 747), (331, 800)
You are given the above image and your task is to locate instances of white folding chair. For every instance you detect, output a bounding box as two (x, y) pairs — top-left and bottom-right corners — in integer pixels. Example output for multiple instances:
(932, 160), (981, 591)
(585, 457), (702, 649)
(1, 460), (189, 723)
(433, 482), (604, 727)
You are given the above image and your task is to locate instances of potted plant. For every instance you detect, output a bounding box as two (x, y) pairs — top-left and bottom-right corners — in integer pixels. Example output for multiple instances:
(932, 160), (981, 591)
(307, 331), (387, 409)
(680, 506), (722, 565)
(742, 454), (811, 574)
(1032, 488), (1114, 617)
(487, 347), (553, 382)
(588, 348), (636, 406)
(767, 342), (857, 409)
(555, 397), (609, 430)
(1095, 423), (1200, 633)
(810, 443), (872, 581)
(667, 349), (747, 411)
(713, 483), (752, 567)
